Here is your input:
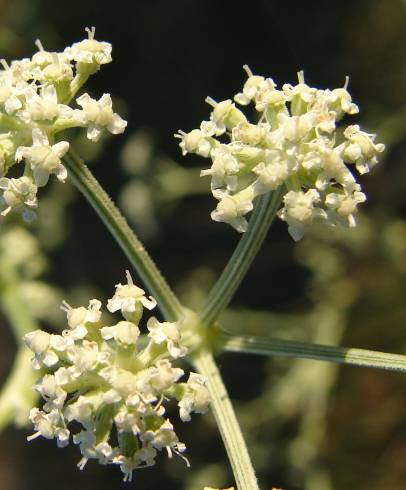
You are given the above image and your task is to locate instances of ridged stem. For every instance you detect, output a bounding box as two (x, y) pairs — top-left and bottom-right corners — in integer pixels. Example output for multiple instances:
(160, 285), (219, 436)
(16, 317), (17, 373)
(198, 188), (284, 326)
(220, 332), (406, 372)
(0, 271), (40, 431)
(192, 349), (259, 490)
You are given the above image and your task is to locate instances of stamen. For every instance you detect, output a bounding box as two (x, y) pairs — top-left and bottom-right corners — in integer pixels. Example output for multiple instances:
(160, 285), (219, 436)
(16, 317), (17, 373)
(123, 471), (133, 482)
(60, 300), (72, 313)
(297, 70), (305, 84)
(125, 269), (133, 285)
(205, 96), (217, 108)
(27, 431), (41, 441)
(174, 129), (186, 138)
(77, 457), (88, 470)
(85, 26), (96, 40)
(243, 64), (253, 77)
(35, 39), (45, 52)
(175, 449), (190, 467)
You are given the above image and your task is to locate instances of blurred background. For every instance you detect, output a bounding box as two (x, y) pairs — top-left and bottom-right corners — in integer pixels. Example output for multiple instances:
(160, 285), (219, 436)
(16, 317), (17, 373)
(0, 0), (406, 489)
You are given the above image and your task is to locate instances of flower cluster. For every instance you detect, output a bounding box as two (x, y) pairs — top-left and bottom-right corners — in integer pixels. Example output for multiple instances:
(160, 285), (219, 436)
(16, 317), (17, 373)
(24, 271), (210, 482)
(0, 27), (126, 221)
(176, 66), (384, 240)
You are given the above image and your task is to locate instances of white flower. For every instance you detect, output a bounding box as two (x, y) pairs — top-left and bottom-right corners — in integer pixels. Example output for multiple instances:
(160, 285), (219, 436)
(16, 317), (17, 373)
(113, 447), (157, 482)
(178, 373), (210, 422)
(24, 329), (51, 355)
(206, 98), (247, 135)
(303, 143), (356, 191)
(53, 366), (74, 386)
(0, 89), (15, 111)
(28, 408), (68, 446)
(175, 129), (213, 157)
(234, 65), (272, 106)
(277, 112), (314, 142)
(31, 41), (73, 82)
(3, 91), (23, 114)
(107, 270), (156, 318)
(60, 298), (102, 340)
(325, 187), (366, 227)
(31, 41), (53, 66)
(101, 321), (140, 346)
(148, 359), (184, 391)
(34, 374), (67, 410)
(232, 121), (268, 145)
(15, 129), (69, 186)
(99, 367), (139, 404)
(65, 27), (112, 66)
(281, 189), (322, 223)
(65, 396), (94, 427)
(283, 71), (317, 107)
(17, 85), (68, 123)
(76, 93), (127, 141)
(23, 330), (59, 369)
(324, 83), (359, 116)
(343, 125), (385, 174)
(254, 84), (286, 113)
(253, 158), (289, 194)
(279, 189), (327, 241)
(147, 317), (187, 358)
(200, 145), (240, 192)
(39, 56), (73, 83)
(211, 187), (255, 233)
(66, 340), (108, 375)
(1, 57), (32, 84)
(141, 419), (185, 456)
(0, 176), (37, 221)
(114, 406), (143, 432)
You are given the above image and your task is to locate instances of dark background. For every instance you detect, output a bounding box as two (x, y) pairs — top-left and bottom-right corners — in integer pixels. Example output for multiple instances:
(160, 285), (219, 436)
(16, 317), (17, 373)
(0, 0), (406, 489)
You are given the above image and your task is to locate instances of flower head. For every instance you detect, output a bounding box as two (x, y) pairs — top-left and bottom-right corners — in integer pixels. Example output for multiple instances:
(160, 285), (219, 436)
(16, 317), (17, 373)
(64, 27), (112, 69)
(24, 274), (210, 482)
(0, 28), (126, 222)
(177, 68), (384, 240)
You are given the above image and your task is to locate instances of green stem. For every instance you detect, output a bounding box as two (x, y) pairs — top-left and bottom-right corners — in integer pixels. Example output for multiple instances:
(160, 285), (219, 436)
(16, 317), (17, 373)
(198, 188), (284, 326)
(0, 275), (41, 431)
(220, 332), (406, 372)
(62, 150), (183, 321)
(0, 348), (37, 431)
(59, 72), (91, 105)
(192, 349), (259, 490)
